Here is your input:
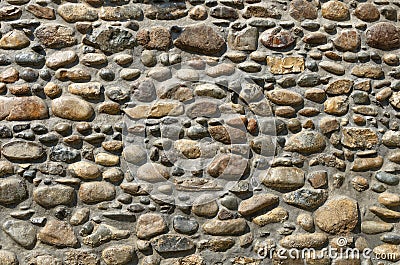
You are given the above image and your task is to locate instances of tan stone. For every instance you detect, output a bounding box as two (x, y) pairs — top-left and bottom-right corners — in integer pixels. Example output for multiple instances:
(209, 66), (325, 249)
(267, 56), (304, 74)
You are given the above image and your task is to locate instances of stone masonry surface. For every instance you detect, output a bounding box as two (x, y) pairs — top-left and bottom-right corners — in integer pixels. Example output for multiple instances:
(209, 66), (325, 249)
(0, 0), (398, 264)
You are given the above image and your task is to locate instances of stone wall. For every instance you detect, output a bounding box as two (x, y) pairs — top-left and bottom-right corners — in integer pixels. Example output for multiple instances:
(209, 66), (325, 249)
(0, 0), (399, 264)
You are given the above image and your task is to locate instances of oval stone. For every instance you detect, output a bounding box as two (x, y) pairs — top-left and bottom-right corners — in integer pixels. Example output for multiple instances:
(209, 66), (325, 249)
(2, 141), (45, 161)
(51, 96), (94, 121)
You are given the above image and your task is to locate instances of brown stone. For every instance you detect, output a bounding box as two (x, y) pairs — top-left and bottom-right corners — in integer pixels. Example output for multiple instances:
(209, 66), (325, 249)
(78, 182), (116, 204)
(136, 27), (171, 51)
(333, 30), (360, 52)
(51, 96), (94, 121)
(57, 3), (98, 22)
(325, 79), (353, 95)
(341, 127), (378, 149)
(354, 3), (380, 22)
(136, 213), (167, 239)
(27, 4), (55, 19)
(366, 22), (400, 50)
(314, 196), (358, 234)
(352, 156), (383, 172)
(0, 30), (29, 49)
(38, 219), (78, 247)
(289, 0), (318, 21)
(238, 194), (279, 216)
(35, 24), (76, 48)
(260, 27), (296, 49)
(174, 24), (226, 55)
(324, 96), (348, 115)
(203, 219), (248, 236)
(267, 89), (303, 106)
(322, 0), (349, 21)
(267, 56), (304, 74)
(285, 131), (326, 154)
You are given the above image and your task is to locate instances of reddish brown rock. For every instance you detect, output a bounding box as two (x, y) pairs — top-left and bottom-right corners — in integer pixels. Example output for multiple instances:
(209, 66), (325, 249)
(289, 0), (318, 21)
(354, 3), (380, 22)
(27, 4), (55, 19)
(136, 26), (171, 51)
(333, 30), (360, 52)
(366, 22), (400, 50)
(260, 27), (296, 49)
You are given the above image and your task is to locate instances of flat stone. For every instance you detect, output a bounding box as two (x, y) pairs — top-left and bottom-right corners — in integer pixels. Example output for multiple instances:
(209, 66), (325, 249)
(145, 2), (187, 20)
(2, 141), (44, 161)
(325, 79), (353, 95)
(102, 245), (135, 265)
(267, 89), (303, 106)
(355, 3), (380, 22)
(228, 27), (258, 51)
(333, 30), (360, 52)
(252, 207), (288, 226)
(186, 101), (219, 118)
(27, 4), (55, 19)
(151, 234), (194, 253)
(123, 145), (147, 166)
(260, 27), (296, 49)
(82, 224), (130, 247)
(52, 96), (94, 121)
(68, 82), (102, 100)
(321, 0), (349, 21)
(46, 51), (77, 69)
(302, 32), (327, 45)
(379, 192), (400, 207)
(0, 30), (29, 49)
(3, 220), (36, 249)
(38, 219), (78, 247)
(207, 154), (249, 180)
(68, 161), (101, 180)
(351, 64), (384, 79)
(210, 6), (238, 19)
(35, 24), (76, 48)
(0, 6), (21, 20)
(352, 156), (383, 172)
(267, 56), (304, 74)
(283, 188), (328, 210)
(381, 233), (400, 245)
(242, 5), (281, 19)
(324, 96), (348, 115)
(285, 131), (326, 154)
(361, 221), (393, 234)
(99, 5), (142, 21)
(136, 163), (170, 183)
(136, 213), (167, 239)
(174, 24), (226, 55)
(366, 22), (400, 50)
(314, 196), (358, 234)
(370, 206), (400, 219)
(319, 61), (345, 75)
(149, 102), (184, 118)
(341, 127), (378, 149)
(79, 181), (116, 204)
(376, 172), (398, 186)
(238, 193), (279, 216)
(33, 185), (74, 208)
(192, 195), (219, 218)
(15, 52), (45, 67)
(262, 167), (305, 190)
(289, 0), (318, 21)
(280, 233), (328, 249)
(57, 3), (98, 22)
(203, 218), (248, 236)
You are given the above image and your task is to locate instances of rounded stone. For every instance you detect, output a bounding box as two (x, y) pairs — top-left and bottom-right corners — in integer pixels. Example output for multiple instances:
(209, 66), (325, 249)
(366, 22), (400, 50)
(52, 96), (94, 121)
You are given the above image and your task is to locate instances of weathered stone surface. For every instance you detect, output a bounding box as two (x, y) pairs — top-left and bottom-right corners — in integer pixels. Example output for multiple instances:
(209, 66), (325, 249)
(289, 0), (318, 21)
(136, 163), (170, 183)
(102, 245), (135, 265)
(78, 181), (116, 204)
(366, 22), (400, 50)
(145, 2), (187, 20)
(228, 27), (258, 51)
(361, 221), (393, 234)
(0, 250), (18, 265)
(151, 234), (194, 253)
(82, 224), (130, 247)
(341, 127), (378, 149)
(136, 26), (171, 51)
(283, 189), (328, 210)
(260, 28), (296, 49)
(373, 244), (400, 262)
(57, 4), (98, 22)
(325, 79), (353, 95)
(38, 219), (78, 247)
(100, 5), (142, 21)
(27, 4), (55, 19)
(355, 3), (380, 22)
(267, 56), (304, 74)
(285, 131), (326, 154)
(333, 30), (360, 52)
(280, 233), (328, 249)
(35, 24), (76, 48)
(238, 194), (279, 216)
(207, 154), (249, 179)
(321, 0), (349, 21)
(262, 167), (305, 190)
(351, 64), (384, 79)
(314, 196), (358, 234)
(324, 96), (348, 115)
(3, 220), (36, 248)
(52, 96), (94, 121)
(203, 219), (248, 236)
(253, 207), (288, 226)
(352, 156), (383, 172)
(68, 82), (102, 100)
(0, 30), (29, 49)
(136, 213), (167, 239)
(2, 141), (44, 161)
(85, 27), (135, 54)
(68, 161), (101, 179)
(174, 25), (226, 55)
(33, 185), (74, 208)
